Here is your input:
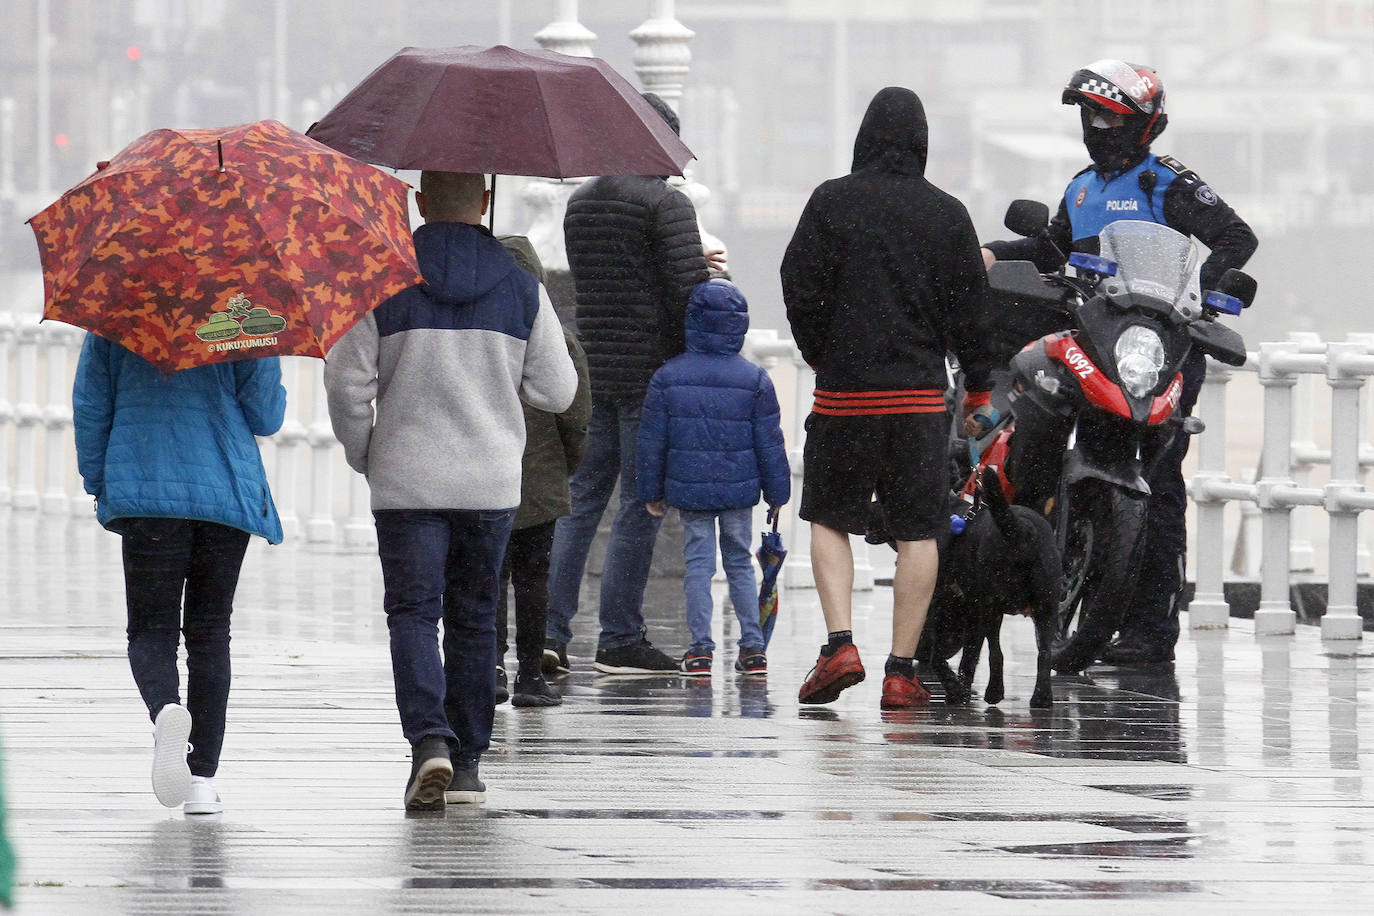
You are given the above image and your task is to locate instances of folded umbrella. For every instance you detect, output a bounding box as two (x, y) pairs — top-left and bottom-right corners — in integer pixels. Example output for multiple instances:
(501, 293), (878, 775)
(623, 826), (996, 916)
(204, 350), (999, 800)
(28, 119), (421, 374)
(757, 511), (787, 649)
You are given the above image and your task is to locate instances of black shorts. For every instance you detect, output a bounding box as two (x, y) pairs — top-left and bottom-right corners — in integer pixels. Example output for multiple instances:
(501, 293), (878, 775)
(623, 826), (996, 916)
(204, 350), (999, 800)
(799, 411), (950, 542)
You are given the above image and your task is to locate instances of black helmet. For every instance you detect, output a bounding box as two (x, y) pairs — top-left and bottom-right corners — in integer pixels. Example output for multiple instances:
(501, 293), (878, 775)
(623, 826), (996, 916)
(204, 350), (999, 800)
(1062, 59), (1167, 147)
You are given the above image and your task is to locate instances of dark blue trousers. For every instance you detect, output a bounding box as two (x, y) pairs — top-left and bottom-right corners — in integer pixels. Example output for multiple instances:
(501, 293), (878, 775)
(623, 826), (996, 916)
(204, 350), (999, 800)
(375, 508), (514, 769)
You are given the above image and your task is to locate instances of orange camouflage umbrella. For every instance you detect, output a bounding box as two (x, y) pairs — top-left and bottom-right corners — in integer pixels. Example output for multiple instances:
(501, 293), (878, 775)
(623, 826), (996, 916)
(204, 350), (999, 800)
(27, 119), (422, 373)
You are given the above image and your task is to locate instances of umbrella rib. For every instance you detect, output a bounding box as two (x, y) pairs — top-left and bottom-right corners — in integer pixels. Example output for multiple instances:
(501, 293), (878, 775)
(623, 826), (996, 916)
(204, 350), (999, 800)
(250, 225), (328, 361)
(528, 68), (566, 177)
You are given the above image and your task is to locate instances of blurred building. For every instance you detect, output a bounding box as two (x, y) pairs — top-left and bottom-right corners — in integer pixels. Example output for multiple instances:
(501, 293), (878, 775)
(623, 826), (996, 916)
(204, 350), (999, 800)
(2, 0), (1371, 339)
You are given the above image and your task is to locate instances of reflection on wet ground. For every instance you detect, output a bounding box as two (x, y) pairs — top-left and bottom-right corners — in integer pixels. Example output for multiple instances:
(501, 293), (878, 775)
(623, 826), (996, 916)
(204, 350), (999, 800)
(3, 509), (1373, 913)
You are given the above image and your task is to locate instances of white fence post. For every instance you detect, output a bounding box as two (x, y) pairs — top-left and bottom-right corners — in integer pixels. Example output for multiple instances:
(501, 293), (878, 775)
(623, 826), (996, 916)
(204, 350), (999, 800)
(40, 322), (73, 516)
(1188, 358), (1240, 628)
(1253, 342), (1301, 635)
(305, 361), (337, 544)
(1321, 342), (1374, 640)
(1254, 343), (1328, 635)
(1351, 332), (1374, 578)
(784, 352), (814, 589)
(12, 321), (42, 510)
(1287, 331), (1323, 572)
(0, 312), (14, 506)
(271, 357), (307, 540)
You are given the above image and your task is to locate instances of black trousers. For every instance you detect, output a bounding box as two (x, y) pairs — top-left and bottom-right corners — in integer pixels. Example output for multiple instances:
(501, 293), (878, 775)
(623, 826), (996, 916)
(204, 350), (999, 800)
(1122, 349), (1208, 648)
(121, 517), (250, 778)
(496, 519), (557, 671)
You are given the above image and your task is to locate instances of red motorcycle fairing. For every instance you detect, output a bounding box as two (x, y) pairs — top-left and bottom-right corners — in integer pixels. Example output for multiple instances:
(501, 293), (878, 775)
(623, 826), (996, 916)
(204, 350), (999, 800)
(1146, 373), (1184, 424)
(1043, 332), (1181, 425)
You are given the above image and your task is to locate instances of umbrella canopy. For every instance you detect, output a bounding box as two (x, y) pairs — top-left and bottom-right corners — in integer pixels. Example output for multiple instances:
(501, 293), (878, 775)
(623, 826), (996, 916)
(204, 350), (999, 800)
(757, 514), (788, 649)
(306, 45), (695, 178)
(28, 119), (422, 374)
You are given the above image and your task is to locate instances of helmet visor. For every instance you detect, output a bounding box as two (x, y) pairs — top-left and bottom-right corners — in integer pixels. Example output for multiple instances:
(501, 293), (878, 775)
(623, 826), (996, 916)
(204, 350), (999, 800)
(1083, 108), (1128, 130)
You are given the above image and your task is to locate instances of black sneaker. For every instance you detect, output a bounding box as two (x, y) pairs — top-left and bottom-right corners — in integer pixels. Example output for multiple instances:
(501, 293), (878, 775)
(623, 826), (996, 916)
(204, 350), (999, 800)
(445, 765), (486, 805)
(542, 639), (570, 676)
(404, 736), (453, 811)
(511, 670), (562, 707)
(594, 638), (678, 674)
(494, 666), (510, 705)
(1097, 636), (1175, 666)
(734, 648), (767, 676)
(680, 651), (712, 677)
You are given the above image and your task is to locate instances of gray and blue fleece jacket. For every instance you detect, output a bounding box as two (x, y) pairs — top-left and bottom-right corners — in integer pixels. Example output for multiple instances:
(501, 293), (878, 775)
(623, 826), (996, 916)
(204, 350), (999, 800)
(324, 221), (577, 511)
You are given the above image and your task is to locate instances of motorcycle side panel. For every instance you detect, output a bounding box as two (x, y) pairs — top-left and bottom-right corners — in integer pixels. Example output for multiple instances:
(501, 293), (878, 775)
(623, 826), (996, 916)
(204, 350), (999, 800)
(1043, 334), (1132, 419)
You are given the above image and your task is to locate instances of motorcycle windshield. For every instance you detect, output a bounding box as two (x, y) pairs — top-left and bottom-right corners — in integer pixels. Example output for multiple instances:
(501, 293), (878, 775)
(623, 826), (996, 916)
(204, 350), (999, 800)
(1098, 221), (1200, 318)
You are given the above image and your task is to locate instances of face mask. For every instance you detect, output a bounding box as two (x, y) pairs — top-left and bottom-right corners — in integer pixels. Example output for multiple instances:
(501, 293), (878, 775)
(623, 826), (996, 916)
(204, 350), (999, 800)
(1081, 108), (1142, 169)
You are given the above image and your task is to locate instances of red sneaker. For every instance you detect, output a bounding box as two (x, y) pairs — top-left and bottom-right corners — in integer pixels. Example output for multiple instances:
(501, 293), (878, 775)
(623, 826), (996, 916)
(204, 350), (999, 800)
(798, 644), (865, 704)
(880, 672), (931, 709)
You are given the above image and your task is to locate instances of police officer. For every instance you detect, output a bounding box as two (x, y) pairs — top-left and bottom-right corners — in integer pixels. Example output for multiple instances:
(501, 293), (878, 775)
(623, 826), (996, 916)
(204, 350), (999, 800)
(981, 60), (1258, 666)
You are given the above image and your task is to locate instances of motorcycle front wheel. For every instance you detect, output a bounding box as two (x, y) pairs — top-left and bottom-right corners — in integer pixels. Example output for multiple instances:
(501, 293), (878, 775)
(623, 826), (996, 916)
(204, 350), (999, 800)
(1050, 478), (1149, 674)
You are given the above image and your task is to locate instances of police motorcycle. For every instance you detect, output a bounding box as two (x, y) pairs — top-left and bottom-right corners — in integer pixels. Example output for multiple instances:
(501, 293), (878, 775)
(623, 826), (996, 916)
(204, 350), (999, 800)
(964, 200), (1253, 674)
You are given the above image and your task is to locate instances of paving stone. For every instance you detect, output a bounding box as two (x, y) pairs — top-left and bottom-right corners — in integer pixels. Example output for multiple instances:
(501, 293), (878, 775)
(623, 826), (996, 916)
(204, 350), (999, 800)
(3, 508), (1374, 913)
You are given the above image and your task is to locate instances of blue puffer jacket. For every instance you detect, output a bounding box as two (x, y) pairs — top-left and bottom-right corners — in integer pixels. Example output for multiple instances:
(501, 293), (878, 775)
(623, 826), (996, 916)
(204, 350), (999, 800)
(73, 335), (287, 543)
(638, 280), (791, 512)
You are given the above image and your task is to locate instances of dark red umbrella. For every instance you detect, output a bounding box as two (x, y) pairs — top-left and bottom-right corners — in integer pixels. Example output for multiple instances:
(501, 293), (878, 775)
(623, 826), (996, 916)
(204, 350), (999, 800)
(306, 45), (694, 179)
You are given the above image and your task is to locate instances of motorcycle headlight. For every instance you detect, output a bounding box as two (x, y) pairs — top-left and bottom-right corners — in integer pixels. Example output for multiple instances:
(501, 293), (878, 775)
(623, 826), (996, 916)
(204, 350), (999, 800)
(1114, 326), (1166, 399)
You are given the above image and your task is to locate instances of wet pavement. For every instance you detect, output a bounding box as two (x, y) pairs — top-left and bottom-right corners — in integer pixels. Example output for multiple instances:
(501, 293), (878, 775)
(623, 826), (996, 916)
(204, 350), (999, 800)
(3, 507), (1374, 914)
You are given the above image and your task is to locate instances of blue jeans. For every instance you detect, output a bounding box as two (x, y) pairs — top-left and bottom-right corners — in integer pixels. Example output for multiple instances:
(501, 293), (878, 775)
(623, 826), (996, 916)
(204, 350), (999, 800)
(546, 399), (663, 650)
(121, 517), (250, 778)
(680, 507), (764, 654)
(374, 508), (514, 768)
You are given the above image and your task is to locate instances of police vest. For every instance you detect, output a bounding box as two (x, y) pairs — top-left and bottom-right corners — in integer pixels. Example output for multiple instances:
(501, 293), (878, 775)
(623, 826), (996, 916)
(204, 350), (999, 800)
(1063, 154), (1178, 243)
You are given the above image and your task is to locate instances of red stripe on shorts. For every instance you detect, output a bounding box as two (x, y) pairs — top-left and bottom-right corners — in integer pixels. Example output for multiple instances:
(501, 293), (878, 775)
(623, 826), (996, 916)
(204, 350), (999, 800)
(812, 388), (946, 416)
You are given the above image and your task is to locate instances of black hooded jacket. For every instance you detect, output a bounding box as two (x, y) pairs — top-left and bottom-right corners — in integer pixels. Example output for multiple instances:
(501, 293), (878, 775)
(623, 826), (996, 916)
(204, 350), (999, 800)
(781, 87), (994, 394)
(563, 93), (709, 402)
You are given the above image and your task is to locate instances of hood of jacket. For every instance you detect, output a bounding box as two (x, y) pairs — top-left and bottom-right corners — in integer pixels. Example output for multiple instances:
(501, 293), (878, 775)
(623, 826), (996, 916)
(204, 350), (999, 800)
(685, 278), (749, 355)
(851, 86), (928, 177)
(414, 221), (515, 304)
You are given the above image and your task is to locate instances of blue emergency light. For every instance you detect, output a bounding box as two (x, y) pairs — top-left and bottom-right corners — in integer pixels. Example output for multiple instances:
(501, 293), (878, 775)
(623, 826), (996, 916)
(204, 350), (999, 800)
(1204, 290), (1244, 315)
(1068, 252), (1118, 277)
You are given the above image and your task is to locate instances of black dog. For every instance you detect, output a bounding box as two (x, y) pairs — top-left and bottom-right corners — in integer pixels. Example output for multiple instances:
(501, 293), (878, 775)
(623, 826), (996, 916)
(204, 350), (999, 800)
(868, 468), (1060, 709)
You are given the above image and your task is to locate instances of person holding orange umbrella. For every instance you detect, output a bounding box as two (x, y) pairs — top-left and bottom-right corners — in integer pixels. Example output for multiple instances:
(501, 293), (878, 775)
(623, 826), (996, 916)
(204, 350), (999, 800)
(36, 120), (422, 816)
(73, 331), (285, 817)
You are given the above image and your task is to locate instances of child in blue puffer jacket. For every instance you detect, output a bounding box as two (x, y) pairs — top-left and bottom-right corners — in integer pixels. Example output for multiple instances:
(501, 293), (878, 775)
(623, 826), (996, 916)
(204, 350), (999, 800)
(638, 279), (791, 677)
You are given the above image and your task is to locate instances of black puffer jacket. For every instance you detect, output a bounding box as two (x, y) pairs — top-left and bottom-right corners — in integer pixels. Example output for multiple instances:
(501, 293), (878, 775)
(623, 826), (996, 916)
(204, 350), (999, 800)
(564, 175), (709, 402)
(781, 87), (994, 393)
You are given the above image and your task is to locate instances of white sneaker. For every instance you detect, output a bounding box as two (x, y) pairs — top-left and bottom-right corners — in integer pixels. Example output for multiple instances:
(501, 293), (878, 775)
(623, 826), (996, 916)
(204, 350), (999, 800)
(151, 704), (193, 807)
(184, 775), (223, 816)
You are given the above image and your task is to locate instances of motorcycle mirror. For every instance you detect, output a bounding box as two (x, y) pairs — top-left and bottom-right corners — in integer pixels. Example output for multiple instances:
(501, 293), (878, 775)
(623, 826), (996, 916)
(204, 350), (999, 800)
(1214, 268), (1257, 309)
(1004, 199), (1049, 237)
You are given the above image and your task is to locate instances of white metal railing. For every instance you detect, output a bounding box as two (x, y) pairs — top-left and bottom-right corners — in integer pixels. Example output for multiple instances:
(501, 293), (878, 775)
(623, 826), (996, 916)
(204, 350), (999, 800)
(4, 310), (1372, 639)
(1190, 335), (1374, 639)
